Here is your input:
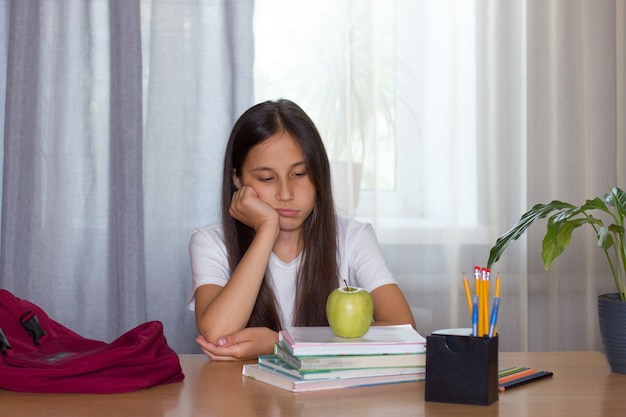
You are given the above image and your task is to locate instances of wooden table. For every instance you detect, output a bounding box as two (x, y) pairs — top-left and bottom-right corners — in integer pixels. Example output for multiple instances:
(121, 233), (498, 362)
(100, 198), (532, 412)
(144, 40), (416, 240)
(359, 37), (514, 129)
(0, 351), (624, 416)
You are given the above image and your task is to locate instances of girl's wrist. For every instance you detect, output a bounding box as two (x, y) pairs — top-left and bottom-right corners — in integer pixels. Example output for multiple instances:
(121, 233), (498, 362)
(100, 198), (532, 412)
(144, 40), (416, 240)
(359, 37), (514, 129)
(255, 219), (280, 239)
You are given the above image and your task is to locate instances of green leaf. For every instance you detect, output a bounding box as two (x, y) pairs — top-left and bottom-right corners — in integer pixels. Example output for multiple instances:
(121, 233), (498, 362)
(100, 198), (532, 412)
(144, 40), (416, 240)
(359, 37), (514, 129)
(487, 200), (575, 268)
(542, 218), (586, 269)
(607, 187), (626, 223)
(579, 197), (610, 214)
(548, 205), (588, 225)
(597, 226), (614, 250)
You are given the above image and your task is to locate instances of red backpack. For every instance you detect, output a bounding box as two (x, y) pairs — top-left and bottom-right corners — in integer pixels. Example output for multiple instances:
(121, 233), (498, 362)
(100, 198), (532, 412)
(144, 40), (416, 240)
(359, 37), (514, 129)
(0, 289), (184, 393)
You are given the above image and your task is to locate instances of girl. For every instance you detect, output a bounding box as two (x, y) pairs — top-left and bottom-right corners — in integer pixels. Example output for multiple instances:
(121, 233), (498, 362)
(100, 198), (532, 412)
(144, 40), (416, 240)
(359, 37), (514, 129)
(188, 99), (415, 361)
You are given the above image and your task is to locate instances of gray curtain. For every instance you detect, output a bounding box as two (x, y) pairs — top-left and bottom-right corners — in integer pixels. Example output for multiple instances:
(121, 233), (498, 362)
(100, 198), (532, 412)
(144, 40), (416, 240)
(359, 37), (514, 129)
(0, 0), (254, 353)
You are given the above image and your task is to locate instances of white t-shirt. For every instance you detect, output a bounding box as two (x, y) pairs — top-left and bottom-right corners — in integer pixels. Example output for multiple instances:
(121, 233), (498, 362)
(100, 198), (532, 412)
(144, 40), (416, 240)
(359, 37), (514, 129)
(187, 215), (397, 327)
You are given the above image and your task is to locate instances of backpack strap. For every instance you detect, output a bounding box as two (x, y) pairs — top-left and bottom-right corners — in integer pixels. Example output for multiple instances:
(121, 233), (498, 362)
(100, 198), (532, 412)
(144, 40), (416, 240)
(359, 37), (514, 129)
(0, 289), (47, 346)
(20, 311), (46, 345)
(0, 328), (11, 355)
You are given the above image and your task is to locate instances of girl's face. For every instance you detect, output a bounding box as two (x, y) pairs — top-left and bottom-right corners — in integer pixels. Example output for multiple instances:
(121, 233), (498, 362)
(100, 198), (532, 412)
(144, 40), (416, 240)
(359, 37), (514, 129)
(239, 131), (316, 234)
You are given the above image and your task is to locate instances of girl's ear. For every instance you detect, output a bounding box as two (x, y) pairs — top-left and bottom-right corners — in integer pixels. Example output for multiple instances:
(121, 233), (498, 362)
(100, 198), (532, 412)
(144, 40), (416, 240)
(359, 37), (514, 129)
(232, 171), (242, 190)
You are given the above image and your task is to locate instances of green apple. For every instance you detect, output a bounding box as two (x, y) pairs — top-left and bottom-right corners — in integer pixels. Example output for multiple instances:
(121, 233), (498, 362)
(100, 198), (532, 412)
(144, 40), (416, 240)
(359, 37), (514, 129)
(326, 282), (374, 338)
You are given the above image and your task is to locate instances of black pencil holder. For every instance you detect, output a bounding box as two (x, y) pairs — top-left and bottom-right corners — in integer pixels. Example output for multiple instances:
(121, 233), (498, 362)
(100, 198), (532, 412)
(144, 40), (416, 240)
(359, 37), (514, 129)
(425, 334), (499, 406)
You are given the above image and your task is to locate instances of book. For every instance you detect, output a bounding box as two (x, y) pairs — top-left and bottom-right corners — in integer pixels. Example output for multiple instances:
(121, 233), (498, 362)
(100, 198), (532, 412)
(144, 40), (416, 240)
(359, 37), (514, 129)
(258, 355), (425, 381)
(279, 324), (426, 357)
(242, 363), (423, 393)
(274, 341), (426, 371)
(498, 367), (554, 391)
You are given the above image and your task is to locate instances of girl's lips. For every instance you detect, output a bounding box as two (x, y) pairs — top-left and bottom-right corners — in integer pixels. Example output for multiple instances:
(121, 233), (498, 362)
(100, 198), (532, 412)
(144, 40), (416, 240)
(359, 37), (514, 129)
(275, 208), (298, 217)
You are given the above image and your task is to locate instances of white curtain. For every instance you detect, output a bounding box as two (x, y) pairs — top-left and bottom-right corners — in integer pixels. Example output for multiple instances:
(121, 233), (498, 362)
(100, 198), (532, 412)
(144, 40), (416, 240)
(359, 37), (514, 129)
(254, 0), (625, 352)
(523, 0), (625, 351)
(0, 0), (254, 353)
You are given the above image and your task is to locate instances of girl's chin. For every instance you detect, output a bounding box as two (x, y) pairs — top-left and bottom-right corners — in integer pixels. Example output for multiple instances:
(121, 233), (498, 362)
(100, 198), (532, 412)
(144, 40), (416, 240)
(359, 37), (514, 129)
(278, 218), (305, 232)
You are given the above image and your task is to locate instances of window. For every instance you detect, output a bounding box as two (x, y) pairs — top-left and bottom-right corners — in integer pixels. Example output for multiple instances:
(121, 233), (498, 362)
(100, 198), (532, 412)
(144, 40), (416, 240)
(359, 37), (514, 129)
(254, 0), (480, 243)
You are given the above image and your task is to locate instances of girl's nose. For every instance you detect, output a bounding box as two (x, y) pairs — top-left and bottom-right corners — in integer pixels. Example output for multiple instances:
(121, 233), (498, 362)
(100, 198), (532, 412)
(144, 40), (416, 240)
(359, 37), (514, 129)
(276, 180), (294, 201)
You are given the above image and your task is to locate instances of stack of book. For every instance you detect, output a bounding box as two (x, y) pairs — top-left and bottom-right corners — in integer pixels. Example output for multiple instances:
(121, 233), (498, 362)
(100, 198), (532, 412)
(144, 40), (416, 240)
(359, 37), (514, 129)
(242, 324), (427, 392)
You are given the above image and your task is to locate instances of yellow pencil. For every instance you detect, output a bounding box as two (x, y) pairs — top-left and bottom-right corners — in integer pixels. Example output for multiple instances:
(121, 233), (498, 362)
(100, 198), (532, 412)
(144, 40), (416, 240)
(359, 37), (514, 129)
(478, 268), (485, 337)
(463, 273), (473, 315)
(493, 272), (502, 335)
(477, 286), (483, 336)
(495, 272), (501, 298)
(483, 269), (491, 337)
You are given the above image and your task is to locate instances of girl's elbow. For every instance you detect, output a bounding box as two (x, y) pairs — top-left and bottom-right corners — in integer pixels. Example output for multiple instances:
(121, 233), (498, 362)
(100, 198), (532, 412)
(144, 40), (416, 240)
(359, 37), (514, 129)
(195, 312), (222, 344)
(197, 324), (223, 345)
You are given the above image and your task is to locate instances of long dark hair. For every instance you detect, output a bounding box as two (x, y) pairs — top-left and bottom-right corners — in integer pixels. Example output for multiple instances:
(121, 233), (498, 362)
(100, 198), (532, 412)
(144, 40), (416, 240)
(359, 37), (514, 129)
(221, 99), (338, 330)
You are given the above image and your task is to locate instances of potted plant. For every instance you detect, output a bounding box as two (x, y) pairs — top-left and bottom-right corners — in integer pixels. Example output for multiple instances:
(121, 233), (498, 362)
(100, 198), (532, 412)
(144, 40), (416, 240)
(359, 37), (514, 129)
(486, 186), (626, 373)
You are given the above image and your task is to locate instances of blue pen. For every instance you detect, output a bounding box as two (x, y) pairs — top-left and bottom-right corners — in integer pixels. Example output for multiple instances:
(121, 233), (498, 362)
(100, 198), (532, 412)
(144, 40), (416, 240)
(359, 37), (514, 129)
(472, 295), (479, 337)
(488, 297), (501, 338)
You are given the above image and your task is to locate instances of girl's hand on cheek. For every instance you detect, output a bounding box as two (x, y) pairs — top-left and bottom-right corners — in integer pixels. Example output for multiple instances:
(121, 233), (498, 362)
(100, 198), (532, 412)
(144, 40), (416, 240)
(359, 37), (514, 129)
(229, 185), (279, 232)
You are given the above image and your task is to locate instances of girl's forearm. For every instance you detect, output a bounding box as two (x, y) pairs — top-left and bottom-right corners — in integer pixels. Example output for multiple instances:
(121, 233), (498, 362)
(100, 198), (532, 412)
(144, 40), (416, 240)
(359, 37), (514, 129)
(197, 224), (278, 342)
